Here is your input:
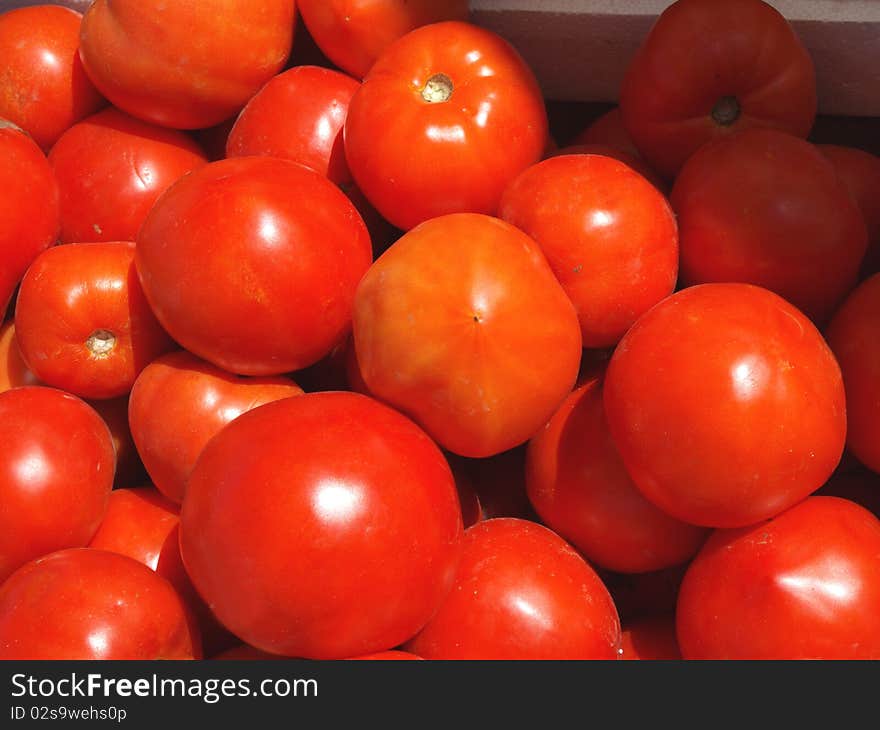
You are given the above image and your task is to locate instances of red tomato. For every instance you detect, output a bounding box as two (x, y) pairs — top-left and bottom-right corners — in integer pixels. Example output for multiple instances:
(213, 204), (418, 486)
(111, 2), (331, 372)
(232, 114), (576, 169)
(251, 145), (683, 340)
(0, 322), (39, 393)
(136, 157), (372, 375)
(826, 274), (880, 474)
(88, 397), (145, 488)
(49, 107), (207, 243)
(619, 0), (816, 178)
(619, 616), (681, 660)
(79, 0), (296, 129)
(548, 144), (667, 193)
(0, 548), (199, 659)
(297, 0), (469, 79)
(348, 651), (422, 661)
(0, 5), (104, 150)
(677, 497), (880, 659)
(344, 21), (547, 230)
(353, 213), (581, 458)
(500, 154), (678, 348)
(15, 241), (175, 399)
(0, 122), (59, 318)
(526, 377), (709, 574)
(671, 129), (867, 323)
(0, 386), (114, 583)
(180, 392), (463, 659)
(404, 518), (621, 659)
(604, 283), (846, 528)
(572, 108), (643, 161)
(129, 350), (303, 503)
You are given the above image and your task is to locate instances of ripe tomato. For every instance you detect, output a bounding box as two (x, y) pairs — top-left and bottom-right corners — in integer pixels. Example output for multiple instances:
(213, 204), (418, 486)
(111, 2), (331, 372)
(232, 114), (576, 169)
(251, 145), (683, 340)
(0, 548), (199, 659)
(297, 0), (469, 79)
(345, 21), (547, 230)
(677, 497), (880, 659)
(353, 213), (581, 458)
(79, 0), (296, 129)
(0, 386), (114, 583)
(619, 616), (681, 660)
(15, 241), (175, 400)
(619, 0), (816, 178)
(826, 274), (880, 474)
(0, 322), (39, 392)
(499, 154), (678, 348)
(49, 107), (207, 243)
(0, 122), (59, 318)
(136, 157), (372, 375)
(572, 108), (643, 162)
(604, 283), (846, 528)
(404, 518), (621, 659)
(671, 129), (867, 323)
(526, 377), (708, 574)
(180, 392), (463, 659)
(0, 5), (104, 151)
(548, 144), (667, 193)
(129, 350), (303, 503)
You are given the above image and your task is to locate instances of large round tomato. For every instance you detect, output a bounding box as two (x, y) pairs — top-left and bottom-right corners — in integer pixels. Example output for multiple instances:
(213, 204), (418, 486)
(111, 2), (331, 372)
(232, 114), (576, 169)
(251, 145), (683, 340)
(49, 107), (207, 243)
(671, 129), (867, 324)
(78, 0), (295, 129)
(0, 5), (105, 150)
(499, 154), (678, 348)
(0, 386), (114, 583)
(136, 157), (372, 375)
(603, 283), (846, 528)
(404, 518), (621, 659)
(180, 392), (463, 659)
(353, 213), (582, 458)
(345, 21), (547, 230)
(677, 497), (880, 659)
(619, 0), (816, 178)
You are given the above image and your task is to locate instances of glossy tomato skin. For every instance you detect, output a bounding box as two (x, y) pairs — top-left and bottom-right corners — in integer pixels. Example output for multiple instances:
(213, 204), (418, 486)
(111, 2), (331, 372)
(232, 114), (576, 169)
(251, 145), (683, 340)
(15, 241), (176, 400)
(0, 386), (114, 583)
(0, 6), (104, 151)
(548, 144), (667, 194)
(500, 154), (678, 348)
(619, 616), (681, 660)
(405, 518), (621, 659)
(49, 107), (207, 243)
(128, 351), (303, 503)
(0, 322), (40, 392)
(604, 283), (846, 529)
(353, 213), (582, 458)
(826, 275), (880, 474)
(0, 548), (199, 660)
(526, 377), (709, 574)
(345, 21), (548, 230)
(677, 497), (880, 659)
(136, 157), (372, 375)
(79, 0), (295, 129)
(297, 0), (469, 79)
(0, 123), (59, 318)
(672, 129), (867, 323)
(620, 0), (816, 178)
(180, 392), (463, 659)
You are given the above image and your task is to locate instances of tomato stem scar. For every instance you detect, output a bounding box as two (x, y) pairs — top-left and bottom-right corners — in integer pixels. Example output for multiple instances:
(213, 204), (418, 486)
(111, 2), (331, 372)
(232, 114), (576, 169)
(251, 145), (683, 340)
(422, 73), (454, 103)
(711, 96), (740, 126)
(86, 329), (117, 357)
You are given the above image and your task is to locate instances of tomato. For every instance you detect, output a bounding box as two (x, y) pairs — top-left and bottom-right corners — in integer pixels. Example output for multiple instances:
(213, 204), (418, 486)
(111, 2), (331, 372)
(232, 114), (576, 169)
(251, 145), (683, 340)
(819, 144), (880, 278)
(0, 386), (114, 583)
(180, 392), (463, 659)
(49, 107), (207, 243)
(348, 651), (422, 661)
(572, 108), (643, 162)
(129, 350), (303, 503)
(548, 144), (667, 193)
(88, 396), (145, 487)
(619, 0), (816, 178)
(500, 154), (678, 348)
(136, 157), (372, 376)
(619, 616), (681, 660)
(344, 21), (547, 230)
(0, 322), (39, 393)
(353, 213), (581, 458)
(604, 283), (846, 528)
(15, 241), (175, 400)
(677, 496), (880, 659)
(0, 5), (104, 151)
(826, 274), (880, 474)
(404, 518), (621, 659)
(526, 377), (708, 574)
(297, 0), (469, 79)
(0, 122), (59, 318)
(79, 0), (296, 129)
(672, 129), (867, 324)
(0, 548), (199, 659)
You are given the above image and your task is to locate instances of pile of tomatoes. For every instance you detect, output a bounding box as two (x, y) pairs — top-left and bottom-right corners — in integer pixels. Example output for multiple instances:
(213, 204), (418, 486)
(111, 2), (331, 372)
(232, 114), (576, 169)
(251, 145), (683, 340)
(1, 0), (879, 661)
